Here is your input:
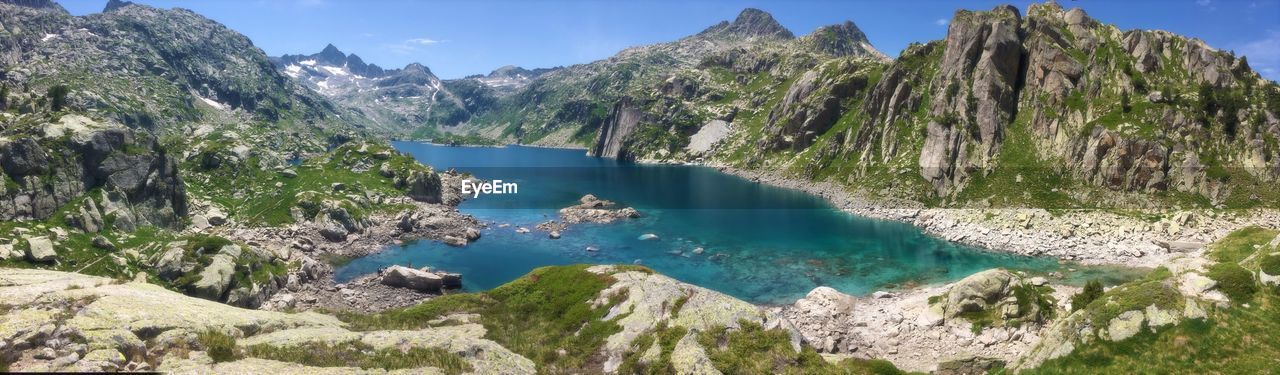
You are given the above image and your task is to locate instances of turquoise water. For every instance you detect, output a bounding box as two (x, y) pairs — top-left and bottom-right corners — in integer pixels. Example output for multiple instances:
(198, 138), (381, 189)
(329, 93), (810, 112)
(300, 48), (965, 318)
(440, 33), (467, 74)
(334, 142), (1137, 304)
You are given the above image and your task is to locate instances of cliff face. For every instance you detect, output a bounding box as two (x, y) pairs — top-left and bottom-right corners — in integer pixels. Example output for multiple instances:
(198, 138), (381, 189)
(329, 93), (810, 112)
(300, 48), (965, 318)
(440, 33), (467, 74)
(588, 97), (644, 159)
(0, 117), (186, 230)
(821, 2), (1280, 207)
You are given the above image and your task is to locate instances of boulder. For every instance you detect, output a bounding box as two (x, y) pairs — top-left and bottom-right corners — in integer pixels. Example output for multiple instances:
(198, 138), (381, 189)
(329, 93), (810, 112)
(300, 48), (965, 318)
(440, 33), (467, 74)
(442, 236), (467, 247)
(0, 244), (14, 260)
(439, 272), (463, 289)
(406, 171), (443, 203)
(91, 235), (115, 251)
(189, 253), (237, 301)
(942, 269), (1017, 318)
(794, 286), (855, 318)
(26, 236), (57, 262)
(380, 265), (443, 293)
(937, 356), (1006, 375)
(1106, 310), (1145, 341)
(318, 226), (348, 242)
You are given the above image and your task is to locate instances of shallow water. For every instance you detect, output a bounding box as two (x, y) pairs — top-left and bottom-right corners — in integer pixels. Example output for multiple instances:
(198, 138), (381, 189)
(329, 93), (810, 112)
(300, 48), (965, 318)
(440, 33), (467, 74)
(334, 142), (1141, 304)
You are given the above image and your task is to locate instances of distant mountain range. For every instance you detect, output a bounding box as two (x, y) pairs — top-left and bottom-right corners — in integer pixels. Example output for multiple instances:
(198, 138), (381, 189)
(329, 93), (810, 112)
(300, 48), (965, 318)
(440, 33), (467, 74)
(4, 0), (1278, 209)
(270, 4), (1280, 209)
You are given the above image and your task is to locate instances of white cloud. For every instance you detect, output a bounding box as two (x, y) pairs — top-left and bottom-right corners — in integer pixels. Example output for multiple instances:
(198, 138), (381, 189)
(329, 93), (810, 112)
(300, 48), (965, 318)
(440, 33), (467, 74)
(1236, 30), (1280, 81)
(386, 37), (446, 54)
(406, 38), (441, 46)
(935, 18), (948, 26)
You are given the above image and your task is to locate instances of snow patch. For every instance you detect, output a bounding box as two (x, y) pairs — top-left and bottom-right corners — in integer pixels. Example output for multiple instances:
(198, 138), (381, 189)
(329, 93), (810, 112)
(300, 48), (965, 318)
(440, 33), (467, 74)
(284, 64), (302, 78)
(197, 95), (228, 110)
(299, 59), (317, 66)
(320, 66), (348, 76)
(41, 33), (59, 42)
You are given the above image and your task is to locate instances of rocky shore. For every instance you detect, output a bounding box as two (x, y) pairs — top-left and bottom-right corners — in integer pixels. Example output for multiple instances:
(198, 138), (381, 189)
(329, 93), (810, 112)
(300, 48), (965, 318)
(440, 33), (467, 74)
(720, 167), (1280, 268)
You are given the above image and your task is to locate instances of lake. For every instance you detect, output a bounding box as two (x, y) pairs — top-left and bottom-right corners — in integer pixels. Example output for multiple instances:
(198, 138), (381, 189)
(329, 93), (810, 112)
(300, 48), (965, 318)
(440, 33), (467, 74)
(334, 142), (1138, 304)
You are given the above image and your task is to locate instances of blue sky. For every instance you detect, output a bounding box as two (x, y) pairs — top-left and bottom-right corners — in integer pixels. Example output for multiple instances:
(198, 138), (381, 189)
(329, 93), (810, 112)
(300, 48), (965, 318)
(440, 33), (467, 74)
(60, 0), (1280, 80)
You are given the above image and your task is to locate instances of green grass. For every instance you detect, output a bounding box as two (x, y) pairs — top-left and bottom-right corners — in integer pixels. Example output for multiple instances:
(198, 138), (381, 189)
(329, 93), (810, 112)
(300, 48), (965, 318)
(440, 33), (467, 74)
(1207, 226), (1278, 264)
(616, 322), (687, 374)
(244, 341), (472, 373)
(1079, 267), (1182, 325)
(1025, 293), (1280, 374)
(184, 141), (427, 227)
(1206, 263), (1258, 304)
(198, 329), (239, 363)
(339, 265), (647, 373)
(697, 321), (914, 375)
(1260, 254), (1280, 276)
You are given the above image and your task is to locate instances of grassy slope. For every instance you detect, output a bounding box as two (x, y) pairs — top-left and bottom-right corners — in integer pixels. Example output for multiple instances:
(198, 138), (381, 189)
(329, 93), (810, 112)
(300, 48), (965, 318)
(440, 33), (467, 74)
(1022, 227), (1280, 373)
(337, 264), (913, 374)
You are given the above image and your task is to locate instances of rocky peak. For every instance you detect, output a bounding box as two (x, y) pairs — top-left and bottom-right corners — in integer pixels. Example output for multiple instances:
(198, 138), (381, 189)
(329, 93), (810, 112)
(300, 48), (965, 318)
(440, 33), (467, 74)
(699, 8), (795, 40)
(376, 62), (439, 88)
(316, 43), (348, 66)
(0, 0), (66, 13)
(102, 0), (134, 13)
(800, 20), (887, 60)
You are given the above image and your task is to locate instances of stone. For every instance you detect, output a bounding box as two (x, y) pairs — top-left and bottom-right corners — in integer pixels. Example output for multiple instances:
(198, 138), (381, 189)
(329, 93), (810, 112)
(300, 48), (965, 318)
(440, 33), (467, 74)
(1178, 273), (1217, 296)
(1144, 305), (1179, 330)
(26, 236), (57, 262)
(380, 265), (443, 293)
(0, 244), (14, 260)
(442, 236), (467, 247)
(155, 245), (187, 280)
(1106, 310), (1145, 341)
(548, 231), (561, 239)
(1029, 277), (1048, 286)
(936, 356), (1006, 375)
(318, 226), (347, 242)
(794, 286), (855, 318)
(279, 169), (297, 178)
(91, 235), (115, 251)
(205, 209), (227, 226)
(871, 291), (896, 299)
(439, 272), (462, 289)
(943, 269), (1016, 318)
(35, 347), (58, 359)
(189, 254), (237, 301)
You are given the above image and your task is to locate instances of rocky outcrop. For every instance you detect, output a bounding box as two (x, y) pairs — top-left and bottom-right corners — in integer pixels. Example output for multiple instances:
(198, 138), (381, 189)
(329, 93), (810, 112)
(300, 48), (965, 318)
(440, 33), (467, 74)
(918, 6), (1024, 195)
(762, 60), (869, 151)
(588, 97), (644, 160)
(151, 241), (288, 308)
(558, 194), (641, 224)
(0, 268), (532, 373)
(0, 119), (186, 230)
(585, 265), (791, 373)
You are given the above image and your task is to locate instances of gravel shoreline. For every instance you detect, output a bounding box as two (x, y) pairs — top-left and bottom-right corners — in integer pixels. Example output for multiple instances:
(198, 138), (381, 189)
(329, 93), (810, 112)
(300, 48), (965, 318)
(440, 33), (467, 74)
(712, 166), (1280, 269)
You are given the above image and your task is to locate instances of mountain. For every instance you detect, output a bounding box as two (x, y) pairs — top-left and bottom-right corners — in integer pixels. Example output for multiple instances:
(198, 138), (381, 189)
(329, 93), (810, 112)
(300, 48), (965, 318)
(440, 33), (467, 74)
(446, 3), (1278, 210)
(462, 65), (560, 94)
(0, 0), (367, 149)
(449, 8), (888, 152)
(272, 44), (496, 134)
